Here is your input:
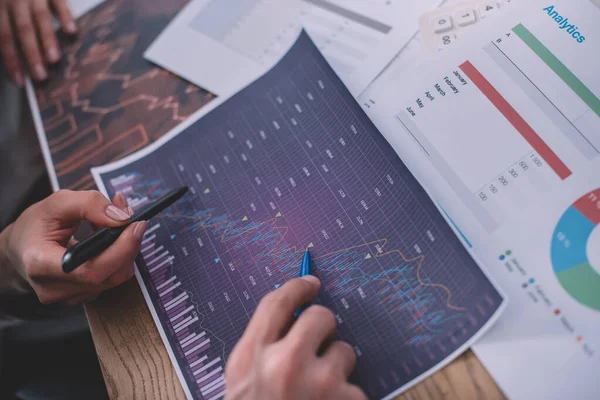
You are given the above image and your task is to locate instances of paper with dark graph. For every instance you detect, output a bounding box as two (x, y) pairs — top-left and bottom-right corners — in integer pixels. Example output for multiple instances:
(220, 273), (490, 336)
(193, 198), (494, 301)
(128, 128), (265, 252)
(93, 32), (504, 400)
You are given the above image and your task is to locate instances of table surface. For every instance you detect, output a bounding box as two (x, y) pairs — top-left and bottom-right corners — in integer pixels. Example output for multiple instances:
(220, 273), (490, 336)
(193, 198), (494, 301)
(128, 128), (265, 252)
(29, 0), (505, 398)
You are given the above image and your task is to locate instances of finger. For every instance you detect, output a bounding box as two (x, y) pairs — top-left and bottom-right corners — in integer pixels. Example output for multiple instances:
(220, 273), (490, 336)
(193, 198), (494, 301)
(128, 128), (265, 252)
(32, 0), (61, 63)
(285, 304), (336, 352)
(338, 384), (368, 400)
(12, 1), (47, 80)
(70, 221), (145, 286)
(320, 341), (357, 378)
(91, 192), (132, 231)
(112, 192), (133, 216)
(101, 255), (136, 288)
(243, 276), (321, 344)
(45, 190), (131, 228)
(51, 0), (77, 34)
(0, 6), (24, 86)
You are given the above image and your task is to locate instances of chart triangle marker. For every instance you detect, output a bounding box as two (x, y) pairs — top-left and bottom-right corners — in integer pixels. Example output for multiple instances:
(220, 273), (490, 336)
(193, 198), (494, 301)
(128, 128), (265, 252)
(214, 258), (220, 263)
(365, 253), (372, 259)
(275, 211), (282, 218)
(242, 216), (248, 221)
(307, 242), (314, 248)
(274, 284), (280, 289)
(204, 188), (210, 194)
(170, 234), (176, 240)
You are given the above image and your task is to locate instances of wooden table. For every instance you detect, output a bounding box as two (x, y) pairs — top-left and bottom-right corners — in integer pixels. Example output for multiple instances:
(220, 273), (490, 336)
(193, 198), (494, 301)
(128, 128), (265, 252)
(85, 280), (504, 399)
(29, 0), (505, 398)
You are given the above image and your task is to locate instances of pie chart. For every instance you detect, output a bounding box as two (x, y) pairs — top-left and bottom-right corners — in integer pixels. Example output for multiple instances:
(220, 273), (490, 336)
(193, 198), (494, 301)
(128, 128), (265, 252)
(551, 189), (600, 311)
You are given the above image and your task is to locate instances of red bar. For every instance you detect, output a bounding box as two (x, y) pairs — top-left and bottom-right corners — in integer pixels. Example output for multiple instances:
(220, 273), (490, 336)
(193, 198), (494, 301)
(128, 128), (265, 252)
(459, 61), (572, 180)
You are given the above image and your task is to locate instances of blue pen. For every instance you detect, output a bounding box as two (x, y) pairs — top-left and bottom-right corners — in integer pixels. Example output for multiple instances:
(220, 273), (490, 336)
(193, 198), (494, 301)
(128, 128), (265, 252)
(296, 248), (312, 316)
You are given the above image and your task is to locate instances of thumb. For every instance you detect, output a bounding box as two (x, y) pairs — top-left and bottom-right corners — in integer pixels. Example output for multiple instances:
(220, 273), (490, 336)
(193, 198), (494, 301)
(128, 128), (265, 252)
(44, 190), (131, 228)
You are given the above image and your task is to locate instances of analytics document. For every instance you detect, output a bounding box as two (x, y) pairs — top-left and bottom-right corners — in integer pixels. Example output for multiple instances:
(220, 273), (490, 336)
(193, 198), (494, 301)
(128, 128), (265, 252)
(93, 31), (504, 399)
(360, 0), (600, 398)
(143, 0), (440, 96)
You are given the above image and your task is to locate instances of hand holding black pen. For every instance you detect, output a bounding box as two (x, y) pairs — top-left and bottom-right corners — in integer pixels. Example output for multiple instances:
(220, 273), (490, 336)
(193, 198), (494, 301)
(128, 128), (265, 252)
(62, 187), (188, 273)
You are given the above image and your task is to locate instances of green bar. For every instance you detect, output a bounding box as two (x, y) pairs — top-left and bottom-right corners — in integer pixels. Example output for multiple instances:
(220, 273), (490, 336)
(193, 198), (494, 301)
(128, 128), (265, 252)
(512, 23), (600, 117)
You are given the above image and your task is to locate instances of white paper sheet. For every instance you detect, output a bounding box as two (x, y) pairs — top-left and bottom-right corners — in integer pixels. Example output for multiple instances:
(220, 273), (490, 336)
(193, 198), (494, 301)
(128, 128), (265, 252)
(144, 0), (441, 97)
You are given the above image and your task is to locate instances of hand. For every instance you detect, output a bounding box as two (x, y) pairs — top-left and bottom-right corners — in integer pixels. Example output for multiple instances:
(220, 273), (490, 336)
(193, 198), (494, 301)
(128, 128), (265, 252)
(225, 276), (367, 400)
(0, 0), (77, 85)
(0, 190), (145, 304)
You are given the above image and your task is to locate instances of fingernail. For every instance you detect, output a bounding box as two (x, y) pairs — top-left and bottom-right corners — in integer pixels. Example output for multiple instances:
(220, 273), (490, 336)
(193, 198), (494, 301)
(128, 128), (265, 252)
(33, 64), (47, 80)
(13, 72), (23, 87)
(127, 206), (135, 216)
(106, 205), (130, 221)
(133, 221), (147, 240)
(66, 22), (77, 34)
(47, 47), (61, 63)
(301, 275), (320, 285)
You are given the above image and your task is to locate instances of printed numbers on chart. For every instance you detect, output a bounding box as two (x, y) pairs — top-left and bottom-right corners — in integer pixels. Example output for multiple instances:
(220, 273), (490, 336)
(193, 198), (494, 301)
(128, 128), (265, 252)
(341, 298), (350, 309)
(322, 164), (329, 172)
(374, 188), (382, 197)
(350, 124), (357, 134)
(178, 163), (185, 172)
(249, 275), (257, 286)
(260, 130), (267, 140)
(336, 218), (345, 229)
(556, 232), (571, 248)
(321, 229), (330, 240)
(208, 301), (215, 312)
(182, 247), (188, 256)
(243, 291), (250, 300)
(289, 177), (297, 187)
(228, 262), (235, 271)
(274, 187), (282, 197)
(250, 203), (257, 211)
(356, 215), (364, 225)
(265, 266), (273, 276)
(339, 137), (346, 146)
(519, 161), (529, 171)
(508, 168), (519, 178)
(269, 201), (276, 210)
(479, 192), (488, 201)
(335, 314), (343, 324)
(255, 176), (262, 185)
(246, 140), (253, 149)
(305, 140), (313, 148)
(361, 200), (369, 210)
(426, 230), (435, 242)
(338, 189), (346, 198)
(223, 292), (231, 302)
(357, 287), (366, 299)
(530, 154), (543, 167)
(302, 167), (310, 177)
(442, 35), (452, 45)
(489, 184), (498, 194)
(209, 164), (217, 174)
(498, 176), (509, 186)
(326, 149), (334, 159)
(414, 244), (422, 254)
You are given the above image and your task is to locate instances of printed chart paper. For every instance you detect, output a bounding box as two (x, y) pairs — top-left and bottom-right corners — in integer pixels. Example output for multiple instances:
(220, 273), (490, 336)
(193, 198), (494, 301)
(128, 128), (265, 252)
(144, 0), (440, 96)
(94, 32), (503, 399)
(360, 0), (600, 398)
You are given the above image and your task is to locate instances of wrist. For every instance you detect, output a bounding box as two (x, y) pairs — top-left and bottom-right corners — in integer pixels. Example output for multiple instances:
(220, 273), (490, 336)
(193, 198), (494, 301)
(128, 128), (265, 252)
(0, 224), (31, 294)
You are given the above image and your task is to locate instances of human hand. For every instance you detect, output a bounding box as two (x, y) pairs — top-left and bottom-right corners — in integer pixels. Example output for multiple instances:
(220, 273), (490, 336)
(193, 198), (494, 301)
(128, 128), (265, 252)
(225, 276), (367, 400)
(0, 0), (77, 85)
(0, 190), (145, 304)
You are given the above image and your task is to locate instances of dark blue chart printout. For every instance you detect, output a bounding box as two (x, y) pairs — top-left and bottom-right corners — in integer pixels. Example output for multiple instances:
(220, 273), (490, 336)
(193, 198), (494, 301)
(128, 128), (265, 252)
(93, 32), (503, 400)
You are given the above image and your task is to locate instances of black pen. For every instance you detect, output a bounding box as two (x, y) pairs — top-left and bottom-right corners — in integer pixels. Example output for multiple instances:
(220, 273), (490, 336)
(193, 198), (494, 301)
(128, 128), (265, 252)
(62, 186), (189, 273)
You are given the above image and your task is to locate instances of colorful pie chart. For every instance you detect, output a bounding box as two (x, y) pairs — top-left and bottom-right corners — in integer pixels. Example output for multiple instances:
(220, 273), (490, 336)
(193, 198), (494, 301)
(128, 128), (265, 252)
(551, 189), (600, 311)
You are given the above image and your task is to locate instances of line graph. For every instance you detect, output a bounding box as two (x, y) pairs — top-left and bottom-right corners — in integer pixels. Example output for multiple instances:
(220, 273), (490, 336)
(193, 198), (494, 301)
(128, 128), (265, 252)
(31, 0), (214, 191)
(98, 32), (502, 399)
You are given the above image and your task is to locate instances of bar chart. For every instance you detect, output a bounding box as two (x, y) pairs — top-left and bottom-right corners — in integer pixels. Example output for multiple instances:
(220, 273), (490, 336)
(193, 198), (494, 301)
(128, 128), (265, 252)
(395, 21), (600, 230)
